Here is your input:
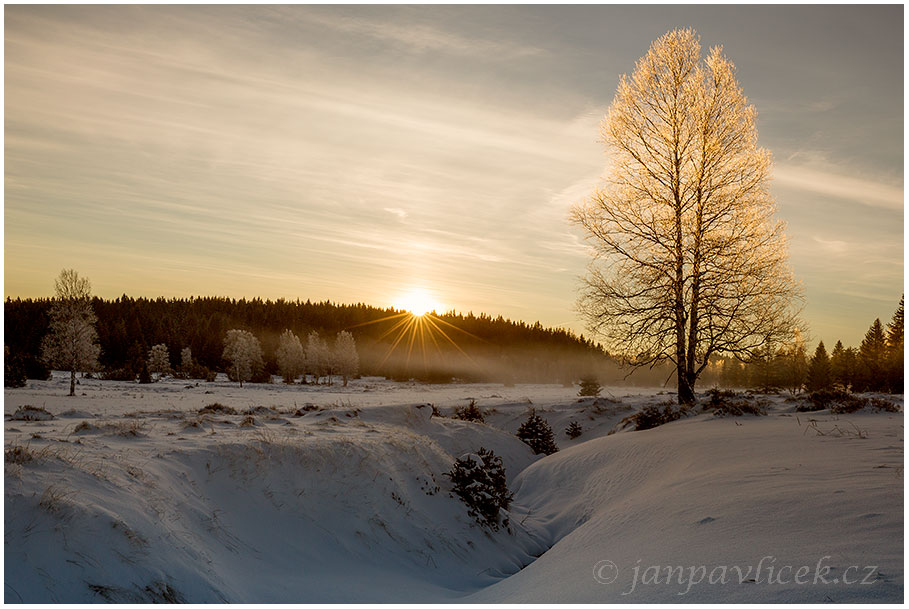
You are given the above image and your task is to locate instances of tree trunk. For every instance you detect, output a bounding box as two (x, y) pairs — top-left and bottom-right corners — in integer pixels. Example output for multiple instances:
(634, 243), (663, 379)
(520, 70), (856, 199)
(343, 375), (349, 387)
(677, 366), (695, 405)
(69, 368), (76, 397)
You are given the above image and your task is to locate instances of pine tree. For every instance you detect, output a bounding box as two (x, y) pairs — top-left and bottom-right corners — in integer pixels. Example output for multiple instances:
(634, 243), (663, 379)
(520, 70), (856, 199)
(886, 296), (904, 392)
(806, 341), (832, 392)
(858, 319), (887, 392)
(41, 269), (101, 396)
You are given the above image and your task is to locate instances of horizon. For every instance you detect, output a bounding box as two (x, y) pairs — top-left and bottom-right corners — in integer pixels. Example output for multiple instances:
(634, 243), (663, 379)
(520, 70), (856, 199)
(5, 5), (904, 348)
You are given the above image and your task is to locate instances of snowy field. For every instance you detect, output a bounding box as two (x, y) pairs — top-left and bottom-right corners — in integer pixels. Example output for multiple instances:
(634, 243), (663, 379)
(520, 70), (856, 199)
(5, 373), (904, 602)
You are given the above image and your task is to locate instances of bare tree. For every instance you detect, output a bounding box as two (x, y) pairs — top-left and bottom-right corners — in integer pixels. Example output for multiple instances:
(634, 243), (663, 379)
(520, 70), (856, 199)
(276, 329), (305, 384)
(572, 29), (801, 404)
(41, 269), (101, 396)
(222, 329), (264, 387)
(333, 331), (359, 387)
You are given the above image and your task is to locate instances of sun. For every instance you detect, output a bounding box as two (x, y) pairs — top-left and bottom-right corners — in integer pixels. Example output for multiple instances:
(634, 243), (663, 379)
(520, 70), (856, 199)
(397, 289), (439, 317)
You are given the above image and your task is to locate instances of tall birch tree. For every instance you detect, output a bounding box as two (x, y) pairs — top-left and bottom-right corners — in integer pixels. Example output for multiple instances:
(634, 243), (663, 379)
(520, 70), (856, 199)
(572, 29), (801, 404)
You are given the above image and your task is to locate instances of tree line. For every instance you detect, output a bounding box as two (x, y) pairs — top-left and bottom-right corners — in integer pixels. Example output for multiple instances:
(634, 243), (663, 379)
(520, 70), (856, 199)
(5, 270), (614, 387)
(709, 298), (903, 394)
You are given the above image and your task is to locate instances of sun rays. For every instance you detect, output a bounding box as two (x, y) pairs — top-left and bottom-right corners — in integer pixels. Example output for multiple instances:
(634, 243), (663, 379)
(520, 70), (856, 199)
(347, 302), (485, 373)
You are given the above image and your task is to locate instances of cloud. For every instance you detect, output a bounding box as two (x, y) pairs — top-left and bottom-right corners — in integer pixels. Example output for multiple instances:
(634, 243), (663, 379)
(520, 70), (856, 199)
(384, 208), (408, 220)
(774, 164), (903, 211)
(293, 8), (544, 60)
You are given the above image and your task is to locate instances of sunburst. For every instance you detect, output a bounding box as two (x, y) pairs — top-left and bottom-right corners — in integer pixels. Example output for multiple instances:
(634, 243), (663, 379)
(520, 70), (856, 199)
(346, 293), (486, 374)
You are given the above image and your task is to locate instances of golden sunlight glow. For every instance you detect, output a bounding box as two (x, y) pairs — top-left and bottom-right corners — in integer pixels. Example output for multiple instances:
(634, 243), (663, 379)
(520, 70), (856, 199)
(396, 289), (439, 317)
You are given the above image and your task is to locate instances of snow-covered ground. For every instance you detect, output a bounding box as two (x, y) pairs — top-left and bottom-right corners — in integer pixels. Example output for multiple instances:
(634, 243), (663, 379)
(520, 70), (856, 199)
(5, 373), (903, 602)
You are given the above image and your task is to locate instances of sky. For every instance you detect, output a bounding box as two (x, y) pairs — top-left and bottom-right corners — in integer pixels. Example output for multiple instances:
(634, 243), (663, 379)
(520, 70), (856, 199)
(4, 5), (904, 347)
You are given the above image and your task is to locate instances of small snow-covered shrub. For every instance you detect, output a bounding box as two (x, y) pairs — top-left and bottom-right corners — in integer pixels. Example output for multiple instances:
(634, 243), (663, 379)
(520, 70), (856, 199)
(5, 444), (33, 465)
(199, 403), (237, 416)
(445, 447), (513, 530)
(630, 402), (687, 431)
(701, 389), (767, 417)
(100, 367), (136, 382)
(565, 421), (583, 439)
(11, 405), (55, 421)
(516, 409), (559, 455)
(577, 377), (602, 397)
(800, 389), (868, 414)
(453, 399), (485, 423)
(869, 397), (901, 413)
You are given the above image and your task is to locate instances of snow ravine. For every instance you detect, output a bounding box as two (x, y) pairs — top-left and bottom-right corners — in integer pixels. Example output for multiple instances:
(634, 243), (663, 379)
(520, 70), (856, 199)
(4, 374), (903, 602)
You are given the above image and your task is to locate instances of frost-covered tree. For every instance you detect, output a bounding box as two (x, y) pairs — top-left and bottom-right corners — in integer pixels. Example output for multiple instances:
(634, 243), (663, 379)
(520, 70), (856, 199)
(806, 341), (831, 393)
(333, 331), (359, 387)
(571, 29), (801, 405)
(276, 329), (305, 384)
(147, 343), (171, 380)
(179, 347), (193, 377)
(222, 329), (264, 387)
(304, 331), (330, 385)
(41, 269), (101, 396)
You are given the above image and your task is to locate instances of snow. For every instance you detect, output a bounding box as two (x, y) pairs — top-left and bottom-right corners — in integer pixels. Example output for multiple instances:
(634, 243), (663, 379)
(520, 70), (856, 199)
(4, 373), (903, 602)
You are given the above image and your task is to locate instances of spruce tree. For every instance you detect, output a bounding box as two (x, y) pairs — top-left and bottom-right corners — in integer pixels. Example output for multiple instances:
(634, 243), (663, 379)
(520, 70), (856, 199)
(806, 341), (832, 392)
(830, 340), (850, 390)
(858, 319), (887, 392)
(886, 297), (904, 392)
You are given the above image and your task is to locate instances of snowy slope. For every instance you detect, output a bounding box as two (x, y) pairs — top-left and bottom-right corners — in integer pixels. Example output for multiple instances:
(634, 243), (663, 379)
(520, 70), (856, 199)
(4, 374), (904, 602)
(471, 412), (904, 603)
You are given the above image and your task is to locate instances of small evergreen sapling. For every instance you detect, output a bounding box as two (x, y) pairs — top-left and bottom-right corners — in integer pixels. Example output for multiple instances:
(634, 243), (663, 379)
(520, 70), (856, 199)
(445, 448), (513, 530)
(578, 377), (602, 397)
(565, 421), (583, 439)
(516, 409), (559, 455)
(453, 399), (485, 423)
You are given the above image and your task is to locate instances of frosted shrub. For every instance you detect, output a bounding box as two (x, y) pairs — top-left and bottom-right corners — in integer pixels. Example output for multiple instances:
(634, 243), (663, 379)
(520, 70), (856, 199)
(446, 448), (513, 530)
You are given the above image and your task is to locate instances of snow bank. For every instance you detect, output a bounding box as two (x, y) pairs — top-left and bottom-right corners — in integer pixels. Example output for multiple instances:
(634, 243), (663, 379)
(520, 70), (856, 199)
(470, 412), (903, 602)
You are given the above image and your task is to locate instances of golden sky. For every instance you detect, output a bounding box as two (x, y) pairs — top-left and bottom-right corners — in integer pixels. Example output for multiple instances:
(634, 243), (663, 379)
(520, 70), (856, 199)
(4, 5), (904, 346)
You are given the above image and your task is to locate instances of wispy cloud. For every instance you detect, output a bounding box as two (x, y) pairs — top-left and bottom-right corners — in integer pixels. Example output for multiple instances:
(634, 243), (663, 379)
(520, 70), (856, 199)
(774, 164), (903, 211)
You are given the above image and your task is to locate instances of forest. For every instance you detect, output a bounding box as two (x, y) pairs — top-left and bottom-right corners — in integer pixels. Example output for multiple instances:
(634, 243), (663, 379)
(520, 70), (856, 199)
(5, 294), (903, 393)
(5, 295), (618, 385)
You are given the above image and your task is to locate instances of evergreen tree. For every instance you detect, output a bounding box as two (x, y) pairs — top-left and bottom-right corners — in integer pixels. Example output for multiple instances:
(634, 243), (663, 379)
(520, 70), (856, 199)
(516, 410), (559, 455)
(886, 296), (904, 392)
(858, 319), (887, 391)
(806, 341), (832, 392)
